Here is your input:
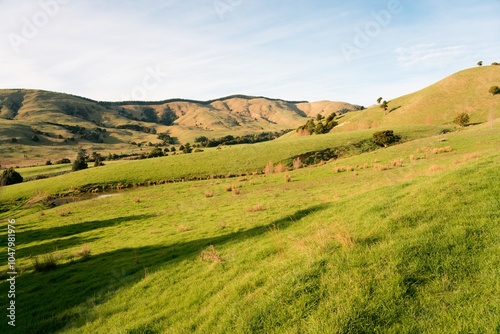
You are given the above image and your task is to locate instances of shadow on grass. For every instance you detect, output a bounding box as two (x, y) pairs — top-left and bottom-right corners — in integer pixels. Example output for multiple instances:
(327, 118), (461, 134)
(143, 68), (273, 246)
(16, 214), (155, 243)
(17, 236), (101, 259)
(0, 204), (330, 334)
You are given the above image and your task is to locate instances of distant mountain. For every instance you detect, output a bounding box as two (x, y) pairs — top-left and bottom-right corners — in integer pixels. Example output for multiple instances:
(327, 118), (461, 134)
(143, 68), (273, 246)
(0, 90), (360, 131)
(0, 90), (361, 166)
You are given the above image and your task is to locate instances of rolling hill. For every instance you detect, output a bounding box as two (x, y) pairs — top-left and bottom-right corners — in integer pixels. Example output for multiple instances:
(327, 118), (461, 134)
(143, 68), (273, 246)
(0, 66), (499, 333)
(332, 66), (500, 131)
(0, 90), (360, 167)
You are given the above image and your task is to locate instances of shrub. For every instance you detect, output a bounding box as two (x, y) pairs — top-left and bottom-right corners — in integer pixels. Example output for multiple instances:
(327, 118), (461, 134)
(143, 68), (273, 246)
(45, 160), (52, 165)
(284, 174), (292, 183)
(56, 158), (71, 164)
(0, 168), (23, 186)
(453, 113), (470, 127)
(31, 134), (40, 142)
(147, 147), (164, 158)
(373, 130), (401, 147)
(489, 86), (500, 95)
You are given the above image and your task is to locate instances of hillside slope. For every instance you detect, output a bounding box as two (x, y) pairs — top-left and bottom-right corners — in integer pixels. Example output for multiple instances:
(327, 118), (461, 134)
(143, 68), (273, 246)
(333, 66), (500, 131)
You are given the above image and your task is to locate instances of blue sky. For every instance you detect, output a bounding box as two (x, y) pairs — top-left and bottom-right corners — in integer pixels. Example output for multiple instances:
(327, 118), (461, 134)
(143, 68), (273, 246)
(1, 0), (499, 106)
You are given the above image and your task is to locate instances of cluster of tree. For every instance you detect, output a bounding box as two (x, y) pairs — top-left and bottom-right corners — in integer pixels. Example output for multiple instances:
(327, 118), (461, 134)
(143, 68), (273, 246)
(478, 61), (500, 66)
(157, 132), (177, 145)
(116, 124), (157, 134)
(296, 113), (338, 135)
(194, 130), (291, 147)
(61, 104), (98, 120)
(0, 168), (23, 186)
(45, 122), (106, 143)
(140, 107), (179, 126)
(72, 149), (105, 171)
(372, 130), (401, 147)
(377, 97), (389, 111)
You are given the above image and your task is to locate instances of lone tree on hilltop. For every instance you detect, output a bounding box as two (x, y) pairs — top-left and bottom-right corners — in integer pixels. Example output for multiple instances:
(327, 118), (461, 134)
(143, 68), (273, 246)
(373, 130), (401, 147)
(489, 86), (500, 95)
(477, 61), (483, 66)
(0, 168), (23, 186)
(72, 148), (88, 171)
(377, 97), (383, 104)
(453, 113), (470, 127)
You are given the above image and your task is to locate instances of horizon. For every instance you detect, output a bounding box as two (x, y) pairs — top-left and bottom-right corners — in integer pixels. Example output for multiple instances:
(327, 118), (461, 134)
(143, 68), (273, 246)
(1, 0), (499, 106)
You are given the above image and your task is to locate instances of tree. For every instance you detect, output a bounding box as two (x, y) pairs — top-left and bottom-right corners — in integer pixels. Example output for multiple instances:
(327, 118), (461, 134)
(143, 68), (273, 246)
(453, 113), (470, 127)
(489, 86), (500, 95)
(377, 97), (383, 104)
(380, 101), (389, 111)
(183, 143), (192, 154)
(315, 122), (325, 134)
(91, 152), (104, 167)
(477, 61), (483, 66)
(31, 134), (40, 142)
(147, 147), (164, 158)
(72, 149), (88, 171)
(159, 107), (178, 126)
(373, 130), (401, 147)
(492, 62), (499, 66)
(316, 114), (324, 121)
(0, 168), (23, 186)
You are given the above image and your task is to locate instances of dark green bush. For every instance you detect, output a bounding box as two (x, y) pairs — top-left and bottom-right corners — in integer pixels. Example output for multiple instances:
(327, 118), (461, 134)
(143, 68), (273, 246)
(0, 168), (23, 186)
(373, 130), (401, 147)
(453, 113), (470, 127)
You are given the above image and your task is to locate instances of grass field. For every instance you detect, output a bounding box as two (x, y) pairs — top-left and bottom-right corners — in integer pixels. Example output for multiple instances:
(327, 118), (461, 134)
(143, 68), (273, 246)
(0, 124), (443, 202)
(0, 120), (498, 333)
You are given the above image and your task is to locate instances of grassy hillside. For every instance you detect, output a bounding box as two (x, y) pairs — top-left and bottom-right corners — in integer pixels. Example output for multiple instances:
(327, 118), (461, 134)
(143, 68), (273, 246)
(334, 66), (500, 131)
(0, 124), (444, 202)
(0, 121), (498, 333)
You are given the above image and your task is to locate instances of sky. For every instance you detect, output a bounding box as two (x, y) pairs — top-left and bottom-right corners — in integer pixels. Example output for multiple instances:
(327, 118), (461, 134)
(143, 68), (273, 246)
(1, 0), (499, 106)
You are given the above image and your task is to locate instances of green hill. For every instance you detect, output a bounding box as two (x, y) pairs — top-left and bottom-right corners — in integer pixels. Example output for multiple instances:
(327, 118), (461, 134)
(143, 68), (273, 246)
(333, 66), (500, 131)
(0, 66), (499, 333)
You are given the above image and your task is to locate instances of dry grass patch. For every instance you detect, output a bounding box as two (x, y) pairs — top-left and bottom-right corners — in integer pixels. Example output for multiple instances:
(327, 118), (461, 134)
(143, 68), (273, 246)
(333, 166), (354, 173)
(373, 164), (390, 171)
(59, 210), (72, 217)
(200, 245), (223, 263)
(432, 146), (452, 154)
(75, 245), (91, 259)
(333, 226), (356, 249)
(264, 161), (274, 174)
(246, 203), (264, 212)
(391, 159), (404, 167)
(177, 225), (192, 232)
(204, 189), (214, 198)
(293, 157), (303, 170)
(428, 165), (443, 173)
(274, 162), (287, 173)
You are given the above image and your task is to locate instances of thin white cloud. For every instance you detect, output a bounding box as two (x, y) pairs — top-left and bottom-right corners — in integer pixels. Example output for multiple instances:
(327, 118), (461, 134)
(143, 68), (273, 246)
(395, 44), (467, 69)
